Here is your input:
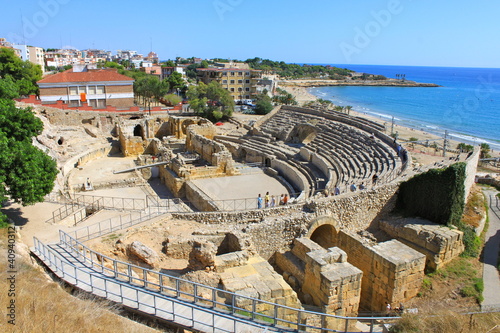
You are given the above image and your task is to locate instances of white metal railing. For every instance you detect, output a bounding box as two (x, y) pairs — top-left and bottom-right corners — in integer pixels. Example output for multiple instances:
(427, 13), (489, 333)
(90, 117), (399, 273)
(74, 194), (147, 210)
(69, 206), (167, 241)
(56, 230), (400, 332)
(32, 237), (272, 333)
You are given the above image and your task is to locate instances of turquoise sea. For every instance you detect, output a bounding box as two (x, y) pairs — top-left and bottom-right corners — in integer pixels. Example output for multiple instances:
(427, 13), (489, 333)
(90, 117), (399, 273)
(307, 65), (500, 150)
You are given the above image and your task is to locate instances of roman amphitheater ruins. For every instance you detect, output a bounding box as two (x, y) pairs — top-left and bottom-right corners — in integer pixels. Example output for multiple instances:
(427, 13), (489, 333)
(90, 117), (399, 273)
(20, 102), (480, 331)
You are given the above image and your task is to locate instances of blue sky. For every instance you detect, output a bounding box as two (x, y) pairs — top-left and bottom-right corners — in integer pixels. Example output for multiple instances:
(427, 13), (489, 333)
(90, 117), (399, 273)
(1, 0), (499, 68)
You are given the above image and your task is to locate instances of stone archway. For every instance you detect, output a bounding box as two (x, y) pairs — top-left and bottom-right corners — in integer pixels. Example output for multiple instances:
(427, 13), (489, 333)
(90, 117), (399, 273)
(133, 124), (144, 138)
(181, 119), (196, 135)
(306, 216), (339, 249)
(287, 124), (318, 145)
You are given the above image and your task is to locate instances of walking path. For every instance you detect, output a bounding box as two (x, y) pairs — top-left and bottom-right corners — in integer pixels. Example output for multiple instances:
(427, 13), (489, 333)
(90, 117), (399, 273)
(481, 190), (500, 311)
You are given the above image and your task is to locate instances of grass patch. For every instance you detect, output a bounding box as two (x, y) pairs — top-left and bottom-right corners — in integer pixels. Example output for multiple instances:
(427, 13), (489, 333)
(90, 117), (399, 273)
(389, 311), (500, 333)
(421, 278), (432, 291)
(102, 233), (122, 243)
(235, 309), (275, 324)
(424, 257), (484, 304)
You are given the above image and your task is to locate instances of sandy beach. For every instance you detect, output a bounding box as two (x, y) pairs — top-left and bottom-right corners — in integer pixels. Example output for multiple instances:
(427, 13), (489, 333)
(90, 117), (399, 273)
(279, 82), (500, 164)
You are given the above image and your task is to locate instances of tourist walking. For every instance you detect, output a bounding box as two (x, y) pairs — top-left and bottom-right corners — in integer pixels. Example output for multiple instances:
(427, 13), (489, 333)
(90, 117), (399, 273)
(350, 183), (357, 192)
(265, 192), (270, 208)
(283, 194), (288, 205)
(271, 195), (276, 207)
(257, 194), (263, 209)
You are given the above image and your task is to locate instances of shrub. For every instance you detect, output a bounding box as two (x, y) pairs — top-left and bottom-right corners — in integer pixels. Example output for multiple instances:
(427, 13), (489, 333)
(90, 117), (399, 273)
(163, 93), (181, 106)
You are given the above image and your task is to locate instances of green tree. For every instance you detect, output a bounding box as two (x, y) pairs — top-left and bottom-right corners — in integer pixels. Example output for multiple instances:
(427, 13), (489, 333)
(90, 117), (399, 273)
(200, 60), (209, 68)
(0, 48), (42, 96)
(480, 143), (491, 158)
(0, 96), (58, 226)
(344, 105), (353, 114)
(163, 60), (176, 67)
(457, 143), (474, 152)
(254, 93), (273, 115)
(187, 81), (234, 121)
(0, 76), (20, 99)
(165, 72), (186, 93)
(134, 76), (169, 109)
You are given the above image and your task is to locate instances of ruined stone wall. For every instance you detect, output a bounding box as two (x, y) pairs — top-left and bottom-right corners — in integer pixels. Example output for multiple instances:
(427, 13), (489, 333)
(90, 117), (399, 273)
(186, 124), (223, 161)
(379, 219), (464, 271)
(61, 144), (111, 177)
(171, 184), (400, 258)
(305, 184), (399, 231)
(25, 104), (119, 129)
(185, 181), (219, 212)
(299, 148), (334, 189)
(464, 147), (480, 203)
(159, 165), (185, 197)
(336, 232), (425, 311)
(275, 238), (362, 319)
(271, 159), (309, 194)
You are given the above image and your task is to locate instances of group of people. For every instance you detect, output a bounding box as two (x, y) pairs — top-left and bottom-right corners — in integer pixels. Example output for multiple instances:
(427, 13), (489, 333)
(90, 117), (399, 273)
(385, 302), (405, 315)
(257, 192), (289, 208)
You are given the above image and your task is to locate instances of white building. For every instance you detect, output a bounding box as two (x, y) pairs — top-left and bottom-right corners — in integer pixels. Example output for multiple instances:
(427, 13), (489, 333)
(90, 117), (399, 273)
(12, 44), (30, 61)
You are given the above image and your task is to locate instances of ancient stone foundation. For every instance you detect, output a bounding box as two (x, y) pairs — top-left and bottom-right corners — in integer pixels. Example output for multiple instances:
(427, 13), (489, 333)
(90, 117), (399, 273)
(335, 232), (426, 312)
(379, 218), (464, 271)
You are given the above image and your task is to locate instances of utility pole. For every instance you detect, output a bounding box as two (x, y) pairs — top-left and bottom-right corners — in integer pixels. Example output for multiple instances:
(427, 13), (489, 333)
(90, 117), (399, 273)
(443, 130), (448, 157)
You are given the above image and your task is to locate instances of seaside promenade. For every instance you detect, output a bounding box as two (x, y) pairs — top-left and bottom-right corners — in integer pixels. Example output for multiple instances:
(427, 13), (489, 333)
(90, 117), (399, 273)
(482, 190), (500, 312)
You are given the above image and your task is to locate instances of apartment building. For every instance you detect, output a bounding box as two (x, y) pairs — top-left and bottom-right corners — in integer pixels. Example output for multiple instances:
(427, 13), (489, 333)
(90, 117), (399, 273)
(37, 65), (134, 108)
(28, 46), (45, 69)
(196, 67), (262, 102)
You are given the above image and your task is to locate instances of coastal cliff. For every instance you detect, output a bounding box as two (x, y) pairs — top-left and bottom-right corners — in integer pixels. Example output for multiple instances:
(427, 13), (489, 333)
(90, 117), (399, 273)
(280, 79), (440, 88)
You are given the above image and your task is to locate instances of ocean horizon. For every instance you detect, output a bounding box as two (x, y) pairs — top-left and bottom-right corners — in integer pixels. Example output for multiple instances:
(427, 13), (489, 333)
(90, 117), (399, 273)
(306, 64), (500, 151)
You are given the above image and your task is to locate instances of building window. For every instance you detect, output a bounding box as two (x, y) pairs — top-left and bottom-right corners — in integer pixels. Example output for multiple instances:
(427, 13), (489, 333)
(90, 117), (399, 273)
(69, 86), (78, 95)
(88, 86), (96, 94)
(222, 72), (227, 76)
(79, 86), (86, 93)
(97, 99), (106, 108)
(245, 79), (250, 84)
(96, 85), (105, 94)
(238, 87), (242, 92)
(246, 95), (250, 99)
(230, 72), (235, 76)
(88, 99), (97, 107)
(69, 100), (80, 107)
(230, 88), (235, 92)
(245, 87), (250, 91)
(230, 80), (235, 84)
(238, 79), (243, 84)
(222, 80), (227, 84)
(245, 72), (250, 76)
(238, 72), (242, 76)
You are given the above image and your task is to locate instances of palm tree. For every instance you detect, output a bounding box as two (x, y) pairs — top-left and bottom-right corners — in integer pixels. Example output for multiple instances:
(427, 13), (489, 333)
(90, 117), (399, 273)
(344, 105), (353, 115)
(334, 105), (343, 113)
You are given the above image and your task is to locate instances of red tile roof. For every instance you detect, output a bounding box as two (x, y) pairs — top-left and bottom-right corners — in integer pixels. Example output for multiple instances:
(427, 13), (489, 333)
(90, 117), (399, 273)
(38, 68), (134, 84)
